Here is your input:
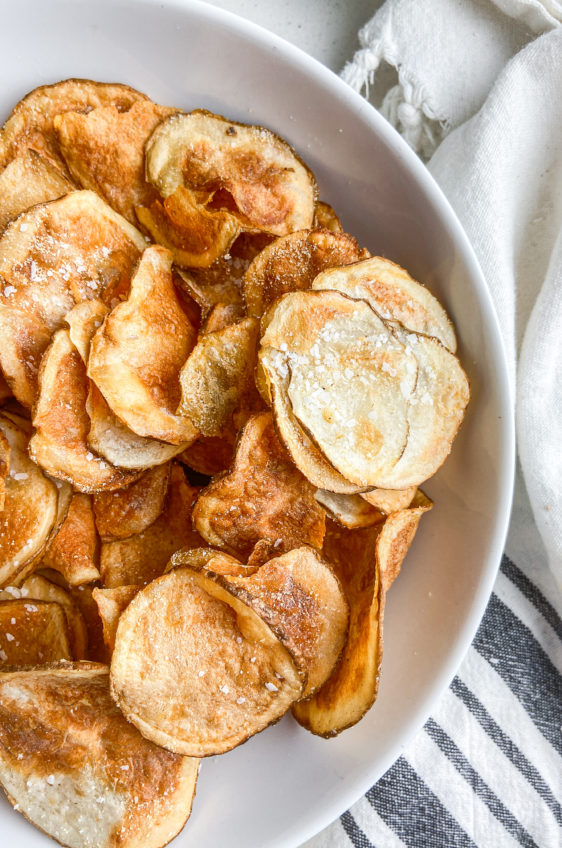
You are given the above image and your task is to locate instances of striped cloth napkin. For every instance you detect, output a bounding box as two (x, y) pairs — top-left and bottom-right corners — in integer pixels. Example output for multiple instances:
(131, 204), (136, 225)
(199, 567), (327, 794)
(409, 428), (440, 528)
(306, 1), (562, 846)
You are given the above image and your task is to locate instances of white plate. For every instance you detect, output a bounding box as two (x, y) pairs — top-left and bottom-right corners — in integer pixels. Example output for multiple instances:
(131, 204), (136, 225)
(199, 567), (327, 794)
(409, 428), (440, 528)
(1, 1), (514, 846)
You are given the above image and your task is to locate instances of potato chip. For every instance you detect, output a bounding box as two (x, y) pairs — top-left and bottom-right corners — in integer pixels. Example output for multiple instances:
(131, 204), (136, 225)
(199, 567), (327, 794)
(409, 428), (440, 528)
(377, 489), (433, 592)
(0, 371), (11, 403)
(193, 411), (325, 560)
(179, 431), (236, 476)
(314, 490), (384, 529)
(361, 486), (417, 514)
(67, 584), (108, 664)
(41, 493), (100, 586)
(0, 414), (59, 587)
(0, 663), (199, 848)
(0, 599), (72, 666)
(55, 100), (177, 223)
(203, 301), (246, 333)
(177, 268), (244, 317)
(18, 574), (88, 659)
(145, 109), (317, 237)
(100, 464), (204, 587)
(88, 246), (198, 445)
(30, 330), (141, 492)
(166, 547), (257, 577)
(0, 149), (73, 232)
(313, 201), (343, 233)
(178, 316), (259, 437)
(93, 464), (170, 540)
(0, 190), (145, 406)
(110, 567), (304, 756)
(92, 585), (141, 654)
(0, 429), (9, 512)
(65, 298), (108, 363)
(312, 255), (457, 352)
(243, 228), (363, 317)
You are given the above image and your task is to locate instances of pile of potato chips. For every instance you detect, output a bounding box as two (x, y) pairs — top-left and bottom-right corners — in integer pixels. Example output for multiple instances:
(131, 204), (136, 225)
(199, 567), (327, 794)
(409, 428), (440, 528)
(0, 79), (469, 848)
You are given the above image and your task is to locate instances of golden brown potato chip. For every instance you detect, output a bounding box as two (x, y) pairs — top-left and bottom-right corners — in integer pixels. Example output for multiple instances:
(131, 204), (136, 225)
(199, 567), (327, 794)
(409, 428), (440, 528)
(193, 411), (325, 560)
(0, 371), (12, 403)
(0, 429), (9, 511)
(0, 149), (73, 233)
(314, 490), (384, 529)
(110, 567), (304, 756)
(136, 185), (241, 268)
(93, 464), (170, 540)
(41, 493), (100, 586)
(361, 486), (417, 514)
(313, 201), (343, 233)
(377, 489), (433, 592)
(0, 190), (146, 407)
(67, 584), (108, 664)
(145, 109), (317, 237)
(55, 99), (177, 223)
(176, 268), (244, 318)
(312, 255), (457, 353)
(0, 414), (59, 587)
(0, 663), (200, 848)
(178, 316), (259, 437)
(30, 329), (141, 493)
(65, 298), (109, 363)
(100, 465), (205, 587)
(0, 79), (150, 170)
(203, 301), (246, 333)
(243, 228), (363, 317)
(0, 599), (71, 666)
(88, 246), (198, 445)
(179, 431), (236, 476)
(166, 547), (257, 577)
(18, 574), (88, 660)
(92, 585), (141, 654)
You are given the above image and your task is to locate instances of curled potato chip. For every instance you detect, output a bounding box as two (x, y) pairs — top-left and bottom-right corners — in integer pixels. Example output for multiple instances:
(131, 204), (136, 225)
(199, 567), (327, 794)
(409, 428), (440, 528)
(100, 465), (205, 587)
(377, 489), (433, 591)
(41, 493), (100, 586)
(0, 414), (59, 587)
(92, 585), (141, 654)
(30, 329), (141, 492)
(179, 431), (236, 477)
(93, 464), (170, 540)
(55, 99), (177, 223)
(166, 547), (256, 577)
(313, 201), (343, 233)
(145, 110), (317, 237)
(177, 269), (244, 318)
(19, 574), (88, 660)
(0, 599), (72, 666)
(361, 486), (417, 514)
(110, 567), (304, 756)
(314, 490), (384, 529)
(0, 663), (199, 848)
(0, 149), (73, 233)
(243, 228), (363, 317)
(312, 255), (457, 353)
(0, 190), (145, 407)
(65, 299), (108, 363)
(193, 411), (325, 560)
(88, 246), (198, 445)
(203, 301), (246, 333)
(178, 316), (259, 437)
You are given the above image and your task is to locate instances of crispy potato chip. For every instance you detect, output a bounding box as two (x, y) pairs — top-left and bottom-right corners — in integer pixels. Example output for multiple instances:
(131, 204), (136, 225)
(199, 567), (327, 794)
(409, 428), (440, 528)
(243, 228), (363, 317)
(18, 574), (88, 660)
(377, 489), (433, 592)
(0, 371), (11, 403)
(166, 547), (257, 577)
(92, 585), (141, 654)
(314, 490), (384, 529)
(314, 201), (343, 233)
(145, 110), (317, 236)
(193, 412), (325, 560)
(312, 255), (457, 353)
(203, 301), (246, 333)
(0, 663), (199, 848)
(67, 584), (108, 664)
(0, 190), (146, 406)
(0, 149), (73, 233)
(179, 431), (236, 476)
(177, 268), (244, 317)
(0, 599), (71, 666)
(93, 464), (170, 540)
(88, 246), (198, 445)
(0, 429), (9, 511)
(136, 185), (241, 268)
(178, 316), (259, 437)
(0, 415), (59, 587)
(65, 298), (109, 363)
(361, 485), (417, 514)
(41, 493), (100, 586)
(100, 465), (205, 587)
(55, 100), (177, 223)
(110, 567), (304, 756)
(209, 546), (348, 697)
(0, 79), (150, 170)
(30, 329), (141, 492)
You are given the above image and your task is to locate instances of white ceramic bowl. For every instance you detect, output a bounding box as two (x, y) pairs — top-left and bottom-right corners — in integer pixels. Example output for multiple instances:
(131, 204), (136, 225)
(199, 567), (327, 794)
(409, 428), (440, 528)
(1, 1), (514, 846)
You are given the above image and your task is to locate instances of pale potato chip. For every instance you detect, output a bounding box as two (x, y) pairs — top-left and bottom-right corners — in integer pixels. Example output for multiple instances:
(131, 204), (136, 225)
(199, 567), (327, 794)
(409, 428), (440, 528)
(41, 493), (100, 586)
(178, 316), (260, 437)
(19, 574), (88, 660)
(0, 414), (59, 587)
(145, 110), (317, 236)
(243, 228), (363, 317)
(0, 149), (73, 232)
(55, 100), (177, 223)
(193, 411), (325, 560)
(100, 465), (205, 587)
(30, 329), (141, 492)
(92, 585), (141, 654)
(0, 190), (146, 407)
(312, 255), (457, 353)
(361, 486), (417, 514)
(88, 246), (198, 445)
(377, 489), (433, 592)
(313, 201), (343, 233)
(0, 663), (199, 848)
(314, 490), (384, 529)
(110, 567), (304, 756)
(0, 599), (72, 666)
(93, 464), (170, 540)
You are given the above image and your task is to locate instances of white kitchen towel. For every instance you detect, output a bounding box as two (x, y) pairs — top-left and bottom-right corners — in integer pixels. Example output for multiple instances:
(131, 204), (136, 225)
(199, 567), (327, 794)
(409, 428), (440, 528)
(306, 1), (562, 846)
